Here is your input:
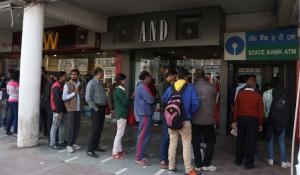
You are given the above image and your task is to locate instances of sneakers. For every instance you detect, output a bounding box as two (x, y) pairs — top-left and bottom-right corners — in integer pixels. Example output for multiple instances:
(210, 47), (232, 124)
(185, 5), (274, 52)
(67, 146), (75, 153)
(186, 169), (203, 175)
(201, 165), (217, 172)
(281, 161), (291, 168)
(72, 144), (82, 150)
(1, 126), (6, 131)
(267, 159), (274, 166)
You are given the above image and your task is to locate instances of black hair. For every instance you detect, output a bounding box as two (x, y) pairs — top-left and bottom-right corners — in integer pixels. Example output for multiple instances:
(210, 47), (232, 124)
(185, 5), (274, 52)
(271, 77), (281, 88)
(195, 69), (205, 79)
(94, 67), (104, 76)
(56, 71), (66, 80)
(42, 66), (46, 71)
(115, 73), (126, 86)
(139, 71), (151, 80)
(177, 67), (189, 79)
(71, 69), (80, 75)
(11, 71), (20, 81)
(166, 69), (177, 77)
(238, 75), (245, 83)
(8, 69), (14, 74)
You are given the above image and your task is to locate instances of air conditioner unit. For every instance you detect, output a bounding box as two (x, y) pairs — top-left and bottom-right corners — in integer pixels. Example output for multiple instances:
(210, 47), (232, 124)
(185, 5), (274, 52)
(178, 16), (201, 40)
(76, 28), (95, 48)
(114, 22), (134, 43)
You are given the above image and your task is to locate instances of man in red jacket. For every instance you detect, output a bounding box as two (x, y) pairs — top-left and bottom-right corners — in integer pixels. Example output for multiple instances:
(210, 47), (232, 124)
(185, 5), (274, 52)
(232, 76), (263, 169)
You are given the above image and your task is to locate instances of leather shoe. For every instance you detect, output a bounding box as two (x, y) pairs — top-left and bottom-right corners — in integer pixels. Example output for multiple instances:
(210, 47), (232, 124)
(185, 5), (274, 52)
(94, 147), (106, 152)
(87, 151), (99, 158)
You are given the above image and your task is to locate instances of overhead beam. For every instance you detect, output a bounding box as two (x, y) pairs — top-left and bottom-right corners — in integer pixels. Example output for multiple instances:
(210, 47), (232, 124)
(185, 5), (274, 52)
(277, 0), (297, 27)
(45, 1), (107, 33)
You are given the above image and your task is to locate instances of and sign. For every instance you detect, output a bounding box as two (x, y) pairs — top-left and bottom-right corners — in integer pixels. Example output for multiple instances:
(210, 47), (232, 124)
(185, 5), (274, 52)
(139, 20), (168, 42)
(224, 28), (298, 61)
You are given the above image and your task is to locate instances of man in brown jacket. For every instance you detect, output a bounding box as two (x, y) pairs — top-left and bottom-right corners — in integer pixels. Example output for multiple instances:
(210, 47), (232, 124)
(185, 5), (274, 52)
(63, 69), (83, 153)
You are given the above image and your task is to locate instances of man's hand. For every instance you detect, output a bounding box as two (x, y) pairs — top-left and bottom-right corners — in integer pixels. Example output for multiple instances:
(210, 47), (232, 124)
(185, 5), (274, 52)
(75, 88), (79, 94)
(231, 122), (237, 129)
(258, 126), (263, 132)
(57, 113), (62, 120)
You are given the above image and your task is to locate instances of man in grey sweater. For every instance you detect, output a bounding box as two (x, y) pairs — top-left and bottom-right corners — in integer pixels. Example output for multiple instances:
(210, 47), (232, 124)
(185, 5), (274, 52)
(192, 69), (217, 172)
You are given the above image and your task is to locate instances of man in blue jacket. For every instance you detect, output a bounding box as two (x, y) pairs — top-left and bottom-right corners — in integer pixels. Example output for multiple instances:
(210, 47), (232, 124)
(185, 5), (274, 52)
(163, 67), (201, 175)
(134, 71), (155, 166)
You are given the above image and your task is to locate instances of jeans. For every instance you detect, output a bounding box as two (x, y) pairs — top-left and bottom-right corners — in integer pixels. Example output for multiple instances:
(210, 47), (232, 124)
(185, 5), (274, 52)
(6, 102), (18, 133)
(1, 100), (8, 127)
(50, 112), (65, 146)
(136, 115), (152, 161)
(268, 129), (287, 162)
(160, 115), (169, 162)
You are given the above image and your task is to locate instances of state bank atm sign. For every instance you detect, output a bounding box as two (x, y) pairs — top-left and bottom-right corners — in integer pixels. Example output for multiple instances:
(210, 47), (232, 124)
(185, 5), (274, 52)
(224, 28), (298, 61)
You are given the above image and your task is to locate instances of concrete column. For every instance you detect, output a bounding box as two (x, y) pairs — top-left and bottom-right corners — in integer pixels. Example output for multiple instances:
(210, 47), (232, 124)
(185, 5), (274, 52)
(219, 58), (228, 136)
(18, 2), (45, 148)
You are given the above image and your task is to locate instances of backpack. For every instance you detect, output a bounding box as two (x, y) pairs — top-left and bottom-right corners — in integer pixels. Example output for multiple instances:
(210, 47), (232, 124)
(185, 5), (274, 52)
(269, 88), (290, 135)
(164, 83), (188, 130)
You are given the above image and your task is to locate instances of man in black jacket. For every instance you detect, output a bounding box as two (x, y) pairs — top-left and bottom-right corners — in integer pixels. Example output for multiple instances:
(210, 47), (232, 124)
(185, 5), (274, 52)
(49, 71), (67, 150)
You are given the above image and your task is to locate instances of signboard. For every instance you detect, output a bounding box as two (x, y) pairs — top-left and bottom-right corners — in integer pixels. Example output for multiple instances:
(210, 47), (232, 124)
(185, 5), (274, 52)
(224, 28), (298, 61)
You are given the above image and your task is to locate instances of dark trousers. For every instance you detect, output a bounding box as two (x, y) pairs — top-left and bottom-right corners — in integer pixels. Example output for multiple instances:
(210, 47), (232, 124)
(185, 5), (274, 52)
(87, 106), (105, 152)
(236, 116), (258, 166)
(45, 103), (53, 136)
(67, 111), (81, 146)
(40, 107), (48, 135)
(192, 124), (216, 167)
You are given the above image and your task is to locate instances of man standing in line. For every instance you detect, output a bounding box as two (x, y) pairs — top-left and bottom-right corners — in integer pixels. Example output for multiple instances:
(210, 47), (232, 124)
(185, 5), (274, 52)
(192, 69), (217, 172)
(134, 71), (155, 166)
(232, 76), (264, 169)
(158, 68), (177, 169)
(63, 69), (82, 153)
(85, 67), (108, 158)
(163, 67), (201, 175)
(50, 71), (67, 150)
(0, 69), (14, 130)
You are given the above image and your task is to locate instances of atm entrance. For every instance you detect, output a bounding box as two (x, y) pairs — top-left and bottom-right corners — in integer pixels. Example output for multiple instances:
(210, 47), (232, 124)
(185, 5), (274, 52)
(229, 60), (297, 137)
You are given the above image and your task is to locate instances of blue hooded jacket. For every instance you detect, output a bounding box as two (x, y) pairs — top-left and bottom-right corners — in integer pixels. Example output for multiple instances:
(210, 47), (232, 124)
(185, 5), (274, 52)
(134, 81), (155, 117)
(163, 80), (200, 121)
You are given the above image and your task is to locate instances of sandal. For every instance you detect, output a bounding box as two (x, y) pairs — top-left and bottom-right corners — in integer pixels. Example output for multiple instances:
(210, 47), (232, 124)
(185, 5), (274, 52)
(160, 161), (168, 169)
(112, 154), (124, 160)
(135, 159), (151, 166)
(118, 150), (129, 155)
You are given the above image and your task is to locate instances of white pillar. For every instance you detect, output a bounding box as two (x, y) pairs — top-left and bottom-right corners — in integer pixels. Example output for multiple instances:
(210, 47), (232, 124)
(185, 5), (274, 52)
(18, 2), (45, 148)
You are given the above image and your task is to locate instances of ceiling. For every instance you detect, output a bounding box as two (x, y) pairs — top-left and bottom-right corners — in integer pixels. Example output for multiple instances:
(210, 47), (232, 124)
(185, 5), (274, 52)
(64, 0), (275, 16)
(0, 0), (276, 31)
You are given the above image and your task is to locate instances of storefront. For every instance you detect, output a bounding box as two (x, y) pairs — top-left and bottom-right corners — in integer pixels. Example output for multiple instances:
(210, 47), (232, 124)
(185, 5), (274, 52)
(101, 6), (227, 133)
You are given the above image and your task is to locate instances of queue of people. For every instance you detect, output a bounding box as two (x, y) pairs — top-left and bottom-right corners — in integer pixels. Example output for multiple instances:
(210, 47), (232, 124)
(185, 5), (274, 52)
(0, 66), (292, 175)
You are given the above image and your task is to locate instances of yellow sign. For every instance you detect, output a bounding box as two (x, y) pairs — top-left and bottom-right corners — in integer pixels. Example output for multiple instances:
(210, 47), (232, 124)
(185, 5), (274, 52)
(43, 32), (59, 50)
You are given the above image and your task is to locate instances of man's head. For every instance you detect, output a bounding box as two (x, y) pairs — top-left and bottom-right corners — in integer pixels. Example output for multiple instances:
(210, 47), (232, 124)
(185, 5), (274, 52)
(42, 66), (46, 77)
(94, 67), (104, 80)
(238, 75), (246, 84)
(195, 69), (205, 80)
(8, 69), (14, 79)
(271, 77), (281, 88)
(139, 71), (152, 84)
(177, 67), (189, 81)
(70, 69), (80, 82)
(165, 68), (177, 83)
(246, 76), (256, 89)
(56, 71), (67, 83)
(11, 71), (20, 81)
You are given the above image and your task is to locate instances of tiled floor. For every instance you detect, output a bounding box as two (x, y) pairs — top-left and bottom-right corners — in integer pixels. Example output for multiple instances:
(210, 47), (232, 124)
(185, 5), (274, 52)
(0, 117), (294, 175)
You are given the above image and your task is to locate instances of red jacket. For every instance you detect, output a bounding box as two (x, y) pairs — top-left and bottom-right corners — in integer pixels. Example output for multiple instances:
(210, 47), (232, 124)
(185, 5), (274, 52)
(50, 81), (66, 113)
(233, 88), (264, 127)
